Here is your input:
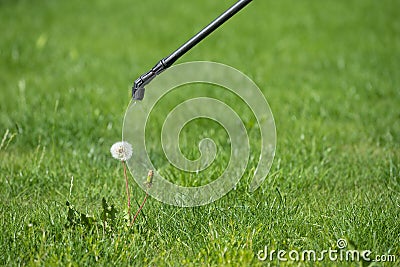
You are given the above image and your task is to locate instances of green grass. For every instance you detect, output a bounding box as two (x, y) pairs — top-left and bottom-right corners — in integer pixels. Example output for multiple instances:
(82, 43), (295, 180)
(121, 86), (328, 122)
(1, 0), (399, 265)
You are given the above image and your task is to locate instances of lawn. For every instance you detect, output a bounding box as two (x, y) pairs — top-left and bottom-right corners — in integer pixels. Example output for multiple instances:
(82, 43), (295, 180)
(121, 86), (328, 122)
(1, 0), (399, 266)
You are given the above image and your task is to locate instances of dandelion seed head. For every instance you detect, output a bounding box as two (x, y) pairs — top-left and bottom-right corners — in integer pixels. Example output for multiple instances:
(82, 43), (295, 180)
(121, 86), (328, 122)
(110, 141), (133, 161)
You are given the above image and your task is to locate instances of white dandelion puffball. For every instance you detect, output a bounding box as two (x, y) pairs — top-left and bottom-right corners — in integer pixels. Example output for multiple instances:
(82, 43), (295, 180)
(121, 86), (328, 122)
(110, 141), (133, 161)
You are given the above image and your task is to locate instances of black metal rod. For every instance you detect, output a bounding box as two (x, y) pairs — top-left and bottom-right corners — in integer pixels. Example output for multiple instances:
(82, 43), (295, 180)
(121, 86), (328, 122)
(163, 0), (253, 68)
(132, 0), (253, 100)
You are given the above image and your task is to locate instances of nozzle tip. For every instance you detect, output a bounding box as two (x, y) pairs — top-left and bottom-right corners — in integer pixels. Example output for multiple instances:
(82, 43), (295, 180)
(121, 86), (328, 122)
(132, 86), (145, 100)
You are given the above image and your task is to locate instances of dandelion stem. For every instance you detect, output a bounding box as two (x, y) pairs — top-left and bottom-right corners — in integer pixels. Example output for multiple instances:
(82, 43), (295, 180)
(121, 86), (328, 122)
(122, 160), (131, 219)
(131, 192), (148, 225)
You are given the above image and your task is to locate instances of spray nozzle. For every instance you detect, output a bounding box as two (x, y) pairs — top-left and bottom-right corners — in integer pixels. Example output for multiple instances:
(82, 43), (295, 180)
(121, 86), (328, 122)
(132, 60), (167, 100)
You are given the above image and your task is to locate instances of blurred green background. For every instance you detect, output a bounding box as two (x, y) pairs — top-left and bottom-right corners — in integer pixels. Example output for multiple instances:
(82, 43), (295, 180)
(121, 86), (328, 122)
(1, 0), (399, 265)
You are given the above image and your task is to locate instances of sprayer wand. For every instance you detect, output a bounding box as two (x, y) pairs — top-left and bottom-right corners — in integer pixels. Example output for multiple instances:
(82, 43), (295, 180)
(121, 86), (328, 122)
(132, 0), (253, 100)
